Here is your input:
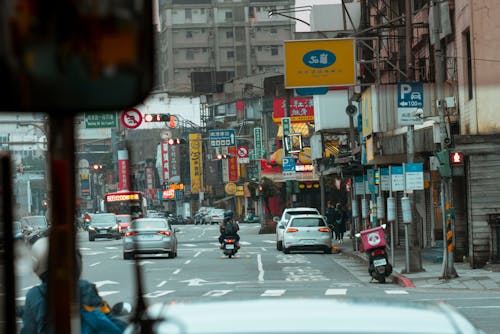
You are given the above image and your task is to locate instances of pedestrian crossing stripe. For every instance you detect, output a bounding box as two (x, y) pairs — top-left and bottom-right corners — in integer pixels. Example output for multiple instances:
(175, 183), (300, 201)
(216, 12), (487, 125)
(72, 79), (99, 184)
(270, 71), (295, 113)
(325, 289), (347, 295)
(384, 290), (408, 295)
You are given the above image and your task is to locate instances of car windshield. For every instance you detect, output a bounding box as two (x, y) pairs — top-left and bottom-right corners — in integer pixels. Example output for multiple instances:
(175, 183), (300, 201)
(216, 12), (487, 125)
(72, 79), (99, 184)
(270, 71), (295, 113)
(4, 1), (499, 333)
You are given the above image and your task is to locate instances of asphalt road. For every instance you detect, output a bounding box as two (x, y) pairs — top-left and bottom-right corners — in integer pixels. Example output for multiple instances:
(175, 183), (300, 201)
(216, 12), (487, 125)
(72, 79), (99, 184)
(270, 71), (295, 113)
(14, 223), (500, 333)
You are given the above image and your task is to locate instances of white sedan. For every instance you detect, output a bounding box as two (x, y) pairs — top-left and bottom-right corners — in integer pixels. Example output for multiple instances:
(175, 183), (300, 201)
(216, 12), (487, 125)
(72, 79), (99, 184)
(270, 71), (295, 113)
(281, 214), (332, 254)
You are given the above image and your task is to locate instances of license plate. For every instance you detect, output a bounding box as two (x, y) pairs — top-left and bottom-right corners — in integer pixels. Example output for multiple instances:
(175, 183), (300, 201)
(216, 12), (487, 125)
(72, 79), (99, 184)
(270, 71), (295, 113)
(139, 235), (154, 240)
(302, 240), (315, 245)
(99, 230), (107, 234)
(373, 258), (387, 267)
(225, 244), (235, 250)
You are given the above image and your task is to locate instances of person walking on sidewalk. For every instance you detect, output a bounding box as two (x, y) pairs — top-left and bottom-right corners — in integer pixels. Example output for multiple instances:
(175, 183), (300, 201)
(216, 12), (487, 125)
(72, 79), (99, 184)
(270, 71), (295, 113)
(325, 201), (336, 239)
(333, 203), (347, 244)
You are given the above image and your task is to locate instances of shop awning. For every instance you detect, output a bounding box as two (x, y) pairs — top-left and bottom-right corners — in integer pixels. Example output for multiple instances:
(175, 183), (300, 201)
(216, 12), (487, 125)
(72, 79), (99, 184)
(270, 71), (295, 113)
(213, 196), (235, 204)
(261, 171), (319, 183)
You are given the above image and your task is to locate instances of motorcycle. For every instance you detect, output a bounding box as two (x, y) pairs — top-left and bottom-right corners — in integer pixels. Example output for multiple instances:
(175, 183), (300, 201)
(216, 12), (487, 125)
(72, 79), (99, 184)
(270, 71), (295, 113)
(356, 224), (392, 283)
(222, 237), (238, 258)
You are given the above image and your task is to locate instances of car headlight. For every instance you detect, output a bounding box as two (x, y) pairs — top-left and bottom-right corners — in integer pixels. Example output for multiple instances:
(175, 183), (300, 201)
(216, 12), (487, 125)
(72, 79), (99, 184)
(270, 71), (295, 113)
(88, 226), (95, 231)
(112, 225), (118, 230)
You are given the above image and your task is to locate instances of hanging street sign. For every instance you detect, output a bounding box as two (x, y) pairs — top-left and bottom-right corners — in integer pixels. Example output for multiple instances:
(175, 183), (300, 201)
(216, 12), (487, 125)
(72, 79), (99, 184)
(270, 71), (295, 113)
(209, 129), (236, 147)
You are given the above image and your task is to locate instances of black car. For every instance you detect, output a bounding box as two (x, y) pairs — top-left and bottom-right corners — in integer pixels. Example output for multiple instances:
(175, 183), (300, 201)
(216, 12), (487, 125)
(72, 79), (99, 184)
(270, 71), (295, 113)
(87, 213), (120, 241)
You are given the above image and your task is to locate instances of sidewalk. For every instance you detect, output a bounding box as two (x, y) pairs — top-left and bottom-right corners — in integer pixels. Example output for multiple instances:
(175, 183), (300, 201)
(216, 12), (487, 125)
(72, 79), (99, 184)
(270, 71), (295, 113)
(338, 233), (500, 290)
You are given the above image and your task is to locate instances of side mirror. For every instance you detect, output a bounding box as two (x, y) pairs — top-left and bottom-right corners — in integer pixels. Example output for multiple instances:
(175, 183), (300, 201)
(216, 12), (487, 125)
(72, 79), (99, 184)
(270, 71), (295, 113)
(278, 225), (285, 229)
(273, 217), (280, 223)
(111, 302), (133, 316)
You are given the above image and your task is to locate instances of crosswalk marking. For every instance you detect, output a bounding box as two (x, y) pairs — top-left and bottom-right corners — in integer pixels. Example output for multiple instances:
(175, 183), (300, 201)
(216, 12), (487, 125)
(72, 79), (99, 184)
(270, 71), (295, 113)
(203, 290), (232, 297)
(261, 289), (286, 297)
(384, 290), (408, 295)
(325, 288), (347, 295)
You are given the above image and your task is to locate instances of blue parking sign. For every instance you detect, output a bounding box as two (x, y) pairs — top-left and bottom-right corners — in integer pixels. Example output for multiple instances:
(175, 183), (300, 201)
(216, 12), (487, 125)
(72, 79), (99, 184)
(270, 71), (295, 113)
(397, 82), (424, 126)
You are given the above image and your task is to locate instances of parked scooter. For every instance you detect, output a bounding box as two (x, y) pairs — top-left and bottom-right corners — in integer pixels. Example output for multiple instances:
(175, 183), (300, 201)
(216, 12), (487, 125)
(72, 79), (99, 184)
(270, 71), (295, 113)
(356, 224), (392, 283)
(222, 237), (238, 258)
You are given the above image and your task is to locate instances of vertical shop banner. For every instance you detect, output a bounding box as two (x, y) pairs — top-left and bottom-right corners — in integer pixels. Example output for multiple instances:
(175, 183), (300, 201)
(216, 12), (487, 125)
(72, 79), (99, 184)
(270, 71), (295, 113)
(145, 167), (154, 200)
(161, 142), (169, 184)
(189, 133), (203, 193)
(228, 146), (238, 182)
(117, 150), (129, 191)
(169, 144), (181, 182)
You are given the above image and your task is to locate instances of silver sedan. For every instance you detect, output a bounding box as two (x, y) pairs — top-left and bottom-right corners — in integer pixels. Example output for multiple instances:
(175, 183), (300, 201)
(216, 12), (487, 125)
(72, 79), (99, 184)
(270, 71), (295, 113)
(281, 214), (332, 254)
(122, 218), (179, 260)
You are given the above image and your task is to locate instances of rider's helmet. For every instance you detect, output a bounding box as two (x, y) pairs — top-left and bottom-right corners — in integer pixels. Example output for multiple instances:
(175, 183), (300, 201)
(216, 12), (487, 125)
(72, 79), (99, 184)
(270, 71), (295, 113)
(31, 237), (82, 279)
(223, 210), (233, 220)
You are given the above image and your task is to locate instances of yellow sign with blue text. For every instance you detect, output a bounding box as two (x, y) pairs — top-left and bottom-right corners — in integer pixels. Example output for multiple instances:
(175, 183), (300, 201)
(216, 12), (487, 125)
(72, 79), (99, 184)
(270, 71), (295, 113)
(284, 38), (356, 88)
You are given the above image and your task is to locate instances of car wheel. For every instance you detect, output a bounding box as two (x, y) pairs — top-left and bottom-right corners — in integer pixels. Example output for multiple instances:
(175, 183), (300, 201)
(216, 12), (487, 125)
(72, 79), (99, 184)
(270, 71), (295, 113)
(88, 233), (95, 242)
(283, 247), (290, 254)
(123, 252), (133, 260)
(277, 240), (283, 251)
(324, 247), (332, 254)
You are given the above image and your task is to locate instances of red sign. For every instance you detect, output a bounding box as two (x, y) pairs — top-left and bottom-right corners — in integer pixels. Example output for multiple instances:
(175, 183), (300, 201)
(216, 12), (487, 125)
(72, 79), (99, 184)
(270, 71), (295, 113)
(450, 151), (464, 165)
(117, 150), (129, 191)
(121, 108), (143, 129)
(161, 142), (169, 183)
(228, 146), (238, 182)
(273, 97), (314, 124)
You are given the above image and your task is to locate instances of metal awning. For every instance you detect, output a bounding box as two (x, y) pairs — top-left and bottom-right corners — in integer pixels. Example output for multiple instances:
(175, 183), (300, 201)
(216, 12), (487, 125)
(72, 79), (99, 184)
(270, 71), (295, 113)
(213, 196), (235, 204)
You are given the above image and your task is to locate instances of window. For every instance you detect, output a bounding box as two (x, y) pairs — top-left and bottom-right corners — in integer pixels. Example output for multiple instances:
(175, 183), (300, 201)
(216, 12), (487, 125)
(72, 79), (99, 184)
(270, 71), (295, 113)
(185, 8), (192, 20)
(227, 51), (234, 59)
(225, 11), (232, 20)
(271, 47), (278, 56)
(186, 31), (193, 38)
(463, 29), (473, 101)
(186, 50), (194, 60)
(226, 31), (233, 39)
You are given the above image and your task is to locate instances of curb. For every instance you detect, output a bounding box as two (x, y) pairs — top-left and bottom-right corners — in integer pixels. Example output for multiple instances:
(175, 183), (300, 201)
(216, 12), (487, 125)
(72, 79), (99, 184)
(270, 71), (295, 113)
(391, 272), (416, 288)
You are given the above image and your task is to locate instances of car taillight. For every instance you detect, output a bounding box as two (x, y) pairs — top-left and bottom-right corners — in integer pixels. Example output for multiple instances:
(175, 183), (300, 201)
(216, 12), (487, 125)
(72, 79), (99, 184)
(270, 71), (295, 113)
(318, 227), (330, 233)
(125, 231), (137, 237)
(225, 239), (234, 243)
(158, 231), (171, 236)
(372, 249), (384, 256)
(286, 228), (299, 233)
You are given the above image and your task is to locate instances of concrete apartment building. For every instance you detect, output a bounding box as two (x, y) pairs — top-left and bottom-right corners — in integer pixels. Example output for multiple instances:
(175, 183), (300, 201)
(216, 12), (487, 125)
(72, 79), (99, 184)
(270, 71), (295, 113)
(156, 0), (295, 94)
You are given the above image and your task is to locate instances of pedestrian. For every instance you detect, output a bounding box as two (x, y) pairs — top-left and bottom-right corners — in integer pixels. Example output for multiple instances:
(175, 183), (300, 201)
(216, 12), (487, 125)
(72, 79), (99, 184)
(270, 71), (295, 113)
(334, 203), (347, 244)
(325, 201), (336, 239)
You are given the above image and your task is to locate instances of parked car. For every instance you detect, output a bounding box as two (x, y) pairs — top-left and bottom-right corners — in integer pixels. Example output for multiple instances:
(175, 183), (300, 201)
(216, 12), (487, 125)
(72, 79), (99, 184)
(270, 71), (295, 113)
(116, 214), (132, 236)
(273, 207), (320, 251)
(281, 214), (332, 254)
(87, 213), (120, 241)
(204, 208), (225, 225)
(122, 218), (179, 260)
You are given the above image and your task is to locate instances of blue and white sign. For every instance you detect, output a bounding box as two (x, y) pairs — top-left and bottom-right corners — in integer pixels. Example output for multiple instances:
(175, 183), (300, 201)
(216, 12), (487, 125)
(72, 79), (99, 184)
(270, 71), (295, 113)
(404, 163), (424, 191)
(209, 129), (235, 148)
(397, 82), (424, 126)
(354, 175), (365, 195)
(380, 167), (390, 191)
(282, 157), (296, 180)
(391, 166), (405, 192)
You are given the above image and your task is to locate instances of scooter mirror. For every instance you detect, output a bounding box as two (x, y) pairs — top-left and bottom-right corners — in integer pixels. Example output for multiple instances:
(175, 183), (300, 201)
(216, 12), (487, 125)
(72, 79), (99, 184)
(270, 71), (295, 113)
(355, 233), (361, 238)
(381, 224), (387, 229)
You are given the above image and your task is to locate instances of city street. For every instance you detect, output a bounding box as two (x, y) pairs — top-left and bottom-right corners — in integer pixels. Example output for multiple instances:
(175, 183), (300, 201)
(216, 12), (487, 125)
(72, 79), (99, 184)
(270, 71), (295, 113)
(14, 223), (500, 333)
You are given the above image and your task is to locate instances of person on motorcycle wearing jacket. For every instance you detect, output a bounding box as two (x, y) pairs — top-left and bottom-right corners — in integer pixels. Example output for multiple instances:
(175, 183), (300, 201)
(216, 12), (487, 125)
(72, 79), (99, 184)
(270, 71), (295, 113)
(20, 237), (127, 334)
(218, 210), (240, 248)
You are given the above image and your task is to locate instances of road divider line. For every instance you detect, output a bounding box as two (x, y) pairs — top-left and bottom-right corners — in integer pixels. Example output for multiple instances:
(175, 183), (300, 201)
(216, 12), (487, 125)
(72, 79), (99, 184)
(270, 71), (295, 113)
(89, 262), (101, 267)
(194, 251), (202, 257)
(325, 289), (347, 295)
(384, 290), (408, 295)
(184, 260), (191, 265)
(157, 281), (167, 287)
(173, 269), (181, 275)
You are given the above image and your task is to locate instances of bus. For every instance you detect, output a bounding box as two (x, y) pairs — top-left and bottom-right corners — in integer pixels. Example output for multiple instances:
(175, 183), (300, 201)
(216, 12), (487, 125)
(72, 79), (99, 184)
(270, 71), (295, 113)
(102, 190), (147, 218)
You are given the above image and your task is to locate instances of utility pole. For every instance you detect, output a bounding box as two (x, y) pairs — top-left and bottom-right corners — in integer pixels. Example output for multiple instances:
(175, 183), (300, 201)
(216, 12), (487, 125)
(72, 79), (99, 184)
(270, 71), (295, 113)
(431, 0), (458, 279)
(404, 0), (423, 272)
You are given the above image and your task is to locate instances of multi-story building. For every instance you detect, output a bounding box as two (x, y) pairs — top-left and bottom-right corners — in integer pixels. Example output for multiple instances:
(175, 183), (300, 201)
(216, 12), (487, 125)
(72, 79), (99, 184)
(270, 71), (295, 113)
(156, 0), (296, 94)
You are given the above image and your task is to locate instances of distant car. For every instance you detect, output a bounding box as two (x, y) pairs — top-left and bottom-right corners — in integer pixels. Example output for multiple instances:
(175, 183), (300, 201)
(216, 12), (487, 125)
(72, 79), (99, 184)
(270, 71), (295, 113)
(411, 92), (422, 100)
(273, 207), (320, 251)
(116, 214), (132, 236)
(87, 213), (120, 241)
(194, 206), (214, 225)
(281, 214), (332, 254)
(20, 215), (49, 244)
(133, 298), (486, 334)
(204, 208), (225, 225)
(122, 218), (179, 260)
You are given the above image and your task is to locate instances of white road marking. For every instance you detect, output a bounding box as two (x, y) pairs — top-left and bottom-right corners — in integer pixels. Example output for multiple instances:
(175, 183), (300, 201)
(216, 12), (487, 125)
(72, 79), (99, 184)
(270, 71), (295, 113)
(457, 306), (500, 309)
(143, 290), (175, 298)
(98, 291), (120, 297)
(193, 252), (202, 257)
(105, 247), (118, 250)
(89, 262), (101, 267)
(203, 290), (232, 297)
(325, 289), (347, 295)
(184, 260), (192, 264)
(385, 290), (408, 295)
(182, 244), (198, 247)
(262, 240), (275, 244)
(110, 255), (118, 259)
(94, 280), (119, 288)
(261, 289), (286, 297)
(157, 281), (168, 288)
(173, 269), (181, 275)
(257, 254), (264, 282)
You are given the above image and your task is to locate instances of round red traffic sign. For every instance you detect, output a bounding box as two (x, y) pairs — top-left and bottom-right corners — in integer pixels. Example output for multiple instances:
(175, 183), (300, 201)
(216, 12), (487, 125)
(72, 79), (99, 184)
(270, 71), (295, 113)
(237, 146), (249, 158)
(121, 108), (143, 129)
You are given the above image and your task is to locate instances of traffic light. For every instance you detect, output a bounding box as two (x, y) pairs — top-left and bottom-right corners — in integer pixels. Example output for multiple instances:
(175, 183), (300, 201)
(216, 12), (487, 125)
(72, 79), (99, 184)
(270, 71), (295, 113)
(216, 153), (233, 159)
(92, 164), (103, 170)
(144, 113), (170, 122)
(167, 138), (186, 145)
(435, 149), (451, 178)
(450, 151), (464, 166)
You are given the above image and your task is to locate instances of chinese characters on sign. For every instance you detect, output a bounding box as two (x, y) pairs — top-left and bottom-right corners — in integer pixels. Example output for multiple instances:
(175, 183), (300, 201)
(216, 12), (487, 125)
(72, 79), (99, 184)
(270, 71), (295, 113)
(272, 97), (314, 123)
(189, 133), (203, 194)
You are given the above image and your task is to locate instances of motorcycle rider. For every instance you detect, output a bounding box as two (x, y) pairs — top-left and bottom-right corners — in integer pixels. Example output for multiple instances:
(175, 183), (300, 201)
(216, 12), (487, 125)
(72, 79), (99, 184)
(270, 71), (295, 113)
(20, 237), (127, 333)
(218, 210), (240, 249)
